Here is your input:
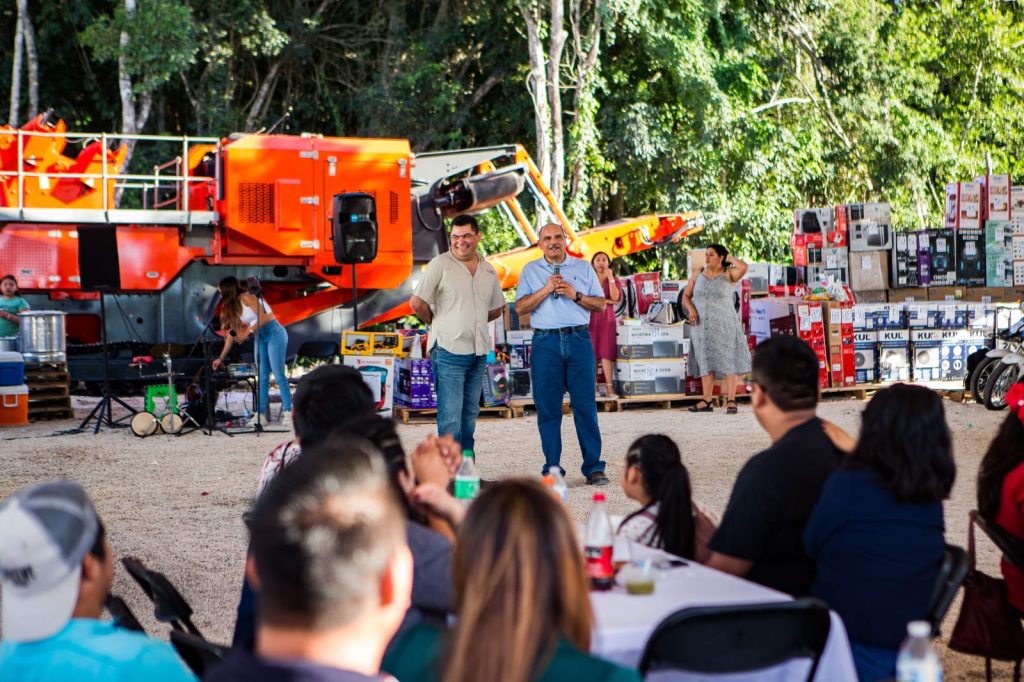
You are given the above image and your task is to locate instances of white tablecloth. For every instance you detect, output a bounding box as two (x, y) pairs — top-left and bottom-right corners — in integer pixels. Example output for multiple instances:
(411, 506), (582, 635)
(589, 541), (858, 681)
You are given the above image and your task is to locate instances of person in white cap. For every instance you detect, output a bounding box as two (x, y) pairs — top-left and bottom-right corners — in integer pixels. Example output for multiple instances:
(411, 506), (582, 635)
(0, 479), (195, 681)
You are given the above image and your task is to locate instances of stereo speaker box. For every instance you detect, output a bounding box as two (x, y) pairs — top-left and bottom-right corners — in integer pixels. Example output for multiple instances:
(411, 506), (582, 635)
(77, 225), (121, 290)
(332, 193), (378, 264)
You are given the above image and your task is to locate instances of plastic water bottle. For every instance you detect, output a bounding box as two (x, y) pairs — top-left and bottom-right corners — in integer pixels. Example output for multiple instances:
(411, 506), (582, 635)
(896, 621), (942, 682)
(585, 492), (614, 591)
(454, 449), (480, 505)
(549, 468), (569, 502)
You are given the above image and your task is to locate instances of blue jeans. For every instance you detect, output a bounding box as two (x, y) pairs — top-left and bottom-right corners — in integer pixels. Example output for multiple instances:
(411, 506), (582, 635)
(431, 345), (486, 452)
(256, 319), (292, 416)
(530, 328), (604, 477)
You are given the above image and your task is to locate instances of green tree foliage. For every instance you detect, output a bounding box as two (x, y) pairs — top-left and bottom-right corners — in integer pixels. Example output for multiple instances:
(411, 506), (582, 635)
(1, 0), (1023, 269)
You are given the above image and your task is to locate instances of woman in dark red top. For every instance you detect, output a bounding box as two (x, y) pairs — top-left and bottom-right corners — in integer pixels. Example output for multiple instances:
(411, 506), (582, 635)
(589, 252), (620, 398)
(978, 380), (1024, 611)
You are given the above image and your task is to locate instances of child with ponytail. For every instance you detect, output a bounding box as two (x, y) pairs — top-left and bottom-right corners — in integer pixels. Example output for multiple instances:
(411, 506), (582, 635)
(617, 434), (716, 562)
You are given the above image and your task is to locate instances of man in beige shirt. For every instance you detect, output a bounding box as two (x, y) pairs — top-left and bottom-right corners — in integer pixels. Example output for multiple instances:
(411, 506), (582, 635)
(410, 215), (505, 452)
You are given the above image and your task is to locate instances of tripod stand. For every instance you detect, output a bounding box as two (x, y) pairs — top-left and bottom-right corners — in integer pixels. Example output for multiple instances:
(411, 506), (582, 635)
(79, 293), (137, 434)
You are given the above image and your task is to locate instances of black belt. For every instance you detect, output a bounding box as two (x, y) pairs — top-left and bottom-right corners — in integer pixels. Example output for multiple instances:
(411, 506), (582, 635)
(537, 325), (589, 334)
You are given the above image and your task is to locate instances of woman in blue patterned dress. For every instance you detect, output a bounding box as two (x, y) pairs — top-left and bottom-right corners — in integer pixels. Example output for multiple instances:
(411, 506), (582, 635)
(681, 244), (752, 414)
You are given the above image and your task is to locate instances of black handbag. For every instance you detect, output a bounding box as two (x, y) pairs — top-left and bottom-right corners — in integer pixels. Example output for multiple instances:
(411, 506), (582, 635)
(949, 514), (1024, 681)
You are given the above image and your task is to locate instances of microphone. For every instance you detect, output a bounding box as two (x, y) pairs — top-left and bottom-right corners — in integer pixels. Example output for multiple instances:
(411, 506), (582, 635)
(552, 264), (561, 299)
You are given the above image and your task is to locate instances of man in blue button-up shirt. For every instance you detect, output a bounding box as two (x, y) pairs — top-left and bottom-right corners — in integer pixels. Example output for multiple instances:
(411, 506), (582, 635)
(515, 223), (609, 485)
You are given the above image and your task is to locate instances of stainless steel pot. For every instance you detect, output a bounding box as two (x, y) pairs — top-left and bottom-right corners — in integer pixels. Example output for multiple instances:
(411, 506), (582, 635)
(19, 311), (67, 363)
(0, 337), (17, 352)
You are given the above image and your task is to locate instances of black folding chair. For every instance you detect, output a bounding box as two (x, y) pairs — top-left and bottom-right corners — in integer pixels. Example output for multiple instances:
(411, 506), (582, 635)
(104, 594), (145, 633)
(974, 510), (1024, 569)
(170, 630), (231, 677)
(926, 543), (969, 636)
(121, 557), (203, 637)
(287, 340), (340, 382)
(638, 598), (832, 682)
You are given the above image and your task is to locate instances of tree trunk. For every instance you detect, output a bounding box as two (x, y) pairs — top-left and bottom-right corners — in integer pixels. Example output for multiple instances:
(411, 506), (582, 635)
(546, 0), (567, 205)
(8, 10), (24, 126)
(17, 0), (39, 116)
(520, 2), (552, 196)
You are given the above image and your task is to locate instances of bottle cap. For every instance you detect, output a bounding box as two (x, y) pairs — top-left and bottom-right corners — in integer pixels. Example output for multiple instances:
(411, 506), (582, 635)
(462, 449), (474, 459)
(907, 621), (931, 638)
(593, 493), (606, 502)
(542, 475), (555, 487)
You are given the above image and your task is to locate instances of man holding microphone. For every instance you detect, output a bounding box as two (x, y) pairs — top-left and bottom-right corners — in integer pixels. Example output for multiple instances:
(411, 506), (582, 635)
(515, 223), (609, 485)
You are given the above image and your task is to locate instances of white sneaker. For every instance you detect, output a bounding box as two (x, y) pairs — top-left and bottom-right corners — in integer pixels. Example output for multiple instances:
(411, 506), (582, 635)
(280, 410), (293, 429)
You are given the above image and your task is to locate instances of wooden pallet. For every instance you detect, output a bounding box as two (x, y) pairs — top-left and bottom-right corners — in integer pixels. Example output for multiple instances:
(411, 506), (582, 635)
(394, 404), (524, 424)
(24, 362), (73, 420)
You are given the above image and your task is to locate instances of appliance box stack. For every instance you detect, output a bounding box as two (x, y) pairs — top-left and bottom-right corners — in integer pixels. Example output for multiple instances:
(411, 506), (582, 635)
(615, 322), (689, 396)
(394, 358), (437, 409)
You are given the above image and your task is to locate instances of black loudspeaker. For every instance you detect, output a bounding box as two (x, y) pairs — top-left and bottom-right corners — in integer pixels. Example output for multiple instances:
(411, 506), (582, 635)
(78, 226), (121, 290)
(332, 193), (378, 264)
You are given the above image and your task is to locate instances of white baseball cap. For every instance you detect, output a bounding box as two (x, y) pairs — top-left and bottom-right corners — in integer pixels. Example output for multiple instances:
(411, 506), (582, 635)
(0, 480), (100, 642)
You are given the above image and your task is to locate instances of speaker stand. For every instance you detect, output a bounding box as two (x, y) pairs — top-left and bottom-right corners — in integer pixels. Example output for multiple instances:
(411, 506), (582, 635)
(351, 265), (359, 330)
(79, 293), (137, 434)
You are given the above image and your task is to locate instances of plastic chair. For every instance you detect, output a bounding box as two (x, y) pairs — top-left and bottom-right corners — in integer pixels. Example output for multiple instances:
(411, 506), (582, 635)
(638, 598), (832, 681)
(927, 543), (970, 636)
(121, 557), (203, 637)
(170, 630), (231, 676)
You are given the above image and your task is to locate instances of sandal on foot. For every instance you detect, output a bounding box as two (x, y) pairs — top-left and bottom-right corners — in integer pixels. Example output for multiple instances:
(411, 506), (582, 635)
(688, 400), (714, 413)
(726, 401), (738, 415)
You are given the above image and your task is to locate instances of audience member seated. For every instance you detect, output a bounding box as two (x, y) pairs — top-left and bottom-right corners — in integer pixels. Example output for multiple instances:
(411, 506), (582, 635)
(978, 380), (1024, 612)
(382, 479), (641, 682)
(0, 480), (196, 682)
(255, 364), (375, 497)
(205, 436), (413, 682)
(616, 434), (716, 562)
(706, 335), (840, 595)
(806, 384), (954, 682)
(329, 416), (463, 632)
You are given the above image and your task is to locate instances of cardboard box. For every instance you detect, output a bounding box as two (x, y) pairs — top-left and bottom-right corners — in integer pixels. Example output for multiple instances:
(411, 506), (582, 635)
(928, 286), (965, 302)
(791, 233), (824, 267)
(911, 330), (943, 382)
(986, 221), (1014, 287)
(920, 229), (955, 286)
(507, 329), (534, 369)
(626, 272), (661, 317)
(1012, 187), (1024, 218)
(508, 368), (532, 399)
(394, 358), (436, 409)
(890, 232), (920, 288)
(955, 227), (987, 286)
(966, 287), (1005, 303)
(844, 203), (893, 251)
(1015, 261), (1024, 287)
(853, 303), (906, 330)
(853, 330), (878, 383)
(906, 302), (940, 329)
(481, 363), (510, 406)
(616, 323), (688, 360)
(743, 263), (771, 294)
(989, 175), (1012, 222)
(946, 182), (983, 229)
(806, 247), (850, 286)
(614, 358), (688, 396)
(888, 288), (928, 303)
(344, 355), (396, 418)
(850, 251), (890, 292)
(878, 329), (911, 382)
(794, 208), (834, 236)
(854, 290), (888, 303)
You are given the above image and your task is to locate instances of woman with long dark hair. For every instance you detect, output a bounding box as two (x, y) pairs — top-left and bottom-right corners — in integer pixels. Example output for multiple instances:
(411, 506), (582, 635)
(681, 244), (751, 414)
(589, 251), (621, 398)
(808, 384), (954, 682)
(383, 480), (639, 682)
(617, 434), (716, 562)
(212, 276), (292, 426)
(978, 380), (1024, 612)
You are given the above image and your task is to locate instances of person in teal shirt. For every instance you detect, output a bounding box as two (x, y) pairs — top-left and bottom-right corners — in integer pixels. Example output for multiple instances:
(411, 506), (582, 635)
(382, 479), (640, 682)
(0, 274), (30, 338)
(0, 480), (195, 682)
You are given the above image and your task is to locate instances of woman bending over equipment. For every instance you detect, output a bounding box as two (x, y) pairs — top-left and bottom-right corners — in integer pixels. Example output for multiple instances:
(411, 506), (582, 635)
(212, 276), (292, 425)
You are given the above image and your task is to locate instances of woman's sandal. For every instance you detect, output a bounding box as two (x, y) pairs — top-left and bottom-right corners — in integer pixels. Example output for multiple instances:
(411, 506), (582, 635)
(688, 400), (714, 413)
(726, 401), (738, 415)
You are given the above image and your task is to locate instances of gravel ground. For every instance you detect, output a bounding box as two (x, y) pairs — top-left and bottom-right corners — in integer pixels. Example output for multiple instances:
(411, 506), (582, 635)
(0, 393), (1015, 680)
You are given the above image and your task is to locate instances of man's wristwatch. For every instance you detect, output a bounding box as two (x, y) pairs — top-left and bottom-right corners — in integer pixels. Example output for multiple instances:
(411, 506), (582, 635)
(574, 291), (583, 303)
